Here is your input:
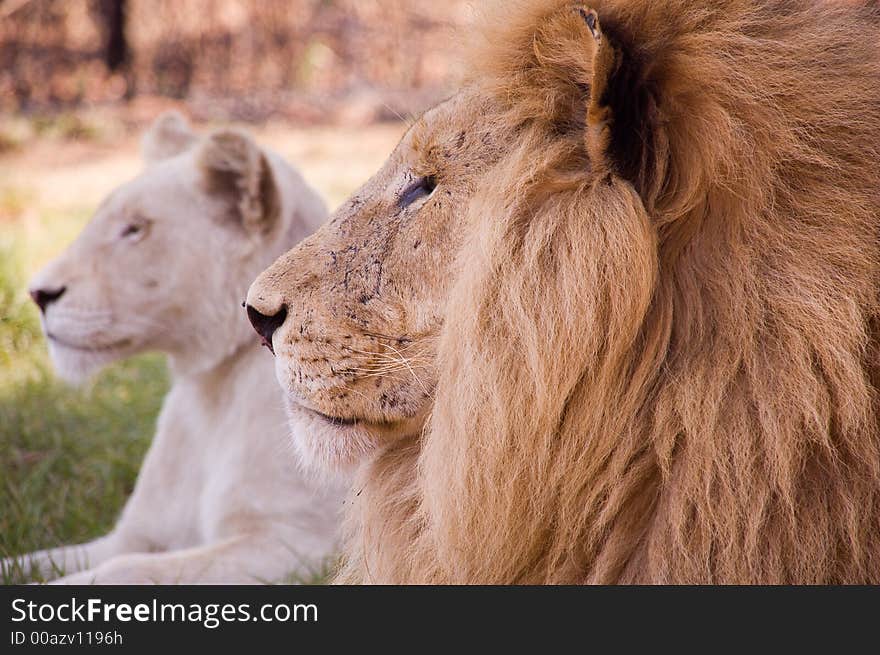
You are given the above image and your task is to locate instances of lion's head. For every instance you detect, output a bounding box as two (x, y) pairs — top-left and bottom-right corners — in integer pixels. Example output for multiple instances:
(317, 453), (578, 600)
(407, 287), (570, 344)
(246, 92), (506, 471)
(249, 0), (880, 583)
(31, 111), (327, 382)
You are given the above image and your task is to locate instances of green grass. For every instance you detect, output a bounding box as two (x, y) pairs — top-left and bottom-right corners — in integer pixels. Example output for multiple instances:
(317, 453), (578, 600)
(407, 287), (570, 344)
(0, 218), (168, 585)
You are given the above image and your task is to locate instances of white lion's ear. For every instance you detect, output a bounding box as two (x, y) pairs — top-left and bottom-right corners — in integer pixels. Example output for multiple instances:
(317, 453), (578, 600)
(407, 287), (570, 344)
(141, 111), (198, 164)
(197, 130), (280, 234)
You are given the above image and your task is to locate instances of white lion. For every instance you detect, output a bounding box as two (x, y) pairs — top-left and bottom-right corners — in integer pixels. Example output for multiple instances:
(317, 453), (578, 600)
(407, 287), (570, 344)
(4, 112), (344, 584)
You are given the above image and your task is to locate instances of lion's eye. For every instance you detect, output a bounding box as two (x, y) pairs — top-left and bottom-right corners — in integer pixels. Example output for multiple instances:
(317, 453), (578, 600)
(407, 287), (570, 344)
(120, 220), (149, 241)
(398, 176), (437, 209)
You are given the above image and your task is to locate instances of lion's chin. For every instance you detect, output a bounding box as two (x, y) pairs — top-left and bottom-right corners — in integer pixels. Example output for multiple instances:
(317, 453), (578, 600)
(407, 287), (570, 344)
(284, 398), (428, 477)
(46, 337), (132, 384)
(284, 401), (384, 476)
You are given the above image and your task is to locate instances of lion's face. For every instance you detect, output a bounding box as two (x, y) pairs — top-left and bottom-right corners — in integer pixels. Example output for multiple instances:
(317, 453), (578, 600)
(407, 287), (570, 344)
(247, 92), (505, 471)
(32, 112), (322, 382)
(33, 165), (216, 380)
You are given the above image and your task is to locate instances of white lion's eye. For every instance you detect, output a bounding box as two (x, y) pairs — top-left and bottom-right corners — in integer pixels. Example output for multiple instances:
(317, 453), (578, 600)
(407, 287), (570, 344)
(120, 220), (149, 242)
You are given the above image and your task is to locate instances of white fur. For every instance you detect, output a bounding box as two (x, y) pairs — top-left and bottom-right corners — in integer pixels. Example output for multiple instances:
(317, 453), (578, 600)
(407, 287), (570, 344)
(4, 113), (345, 584)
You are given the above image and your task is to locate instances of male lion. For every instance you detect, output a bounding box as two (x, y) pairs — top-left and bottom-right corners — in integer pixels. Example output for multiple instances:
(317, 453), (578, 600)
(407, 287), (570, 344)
(247, 0), (880, 583)
(5, 112), (343, 584)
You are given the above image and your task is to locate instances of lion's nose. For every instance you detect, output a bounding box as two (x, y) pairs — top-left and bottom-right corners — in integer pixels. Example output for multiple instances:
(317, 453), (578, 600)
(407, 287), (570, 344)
(29, 286), (67, 313)
(246, 303), (287, 355)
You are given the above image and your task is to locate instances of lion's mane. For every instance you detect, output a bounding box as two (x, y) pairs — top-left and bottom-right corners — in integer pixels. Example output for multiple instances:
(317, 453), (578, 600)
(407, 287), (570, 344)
(340, 0), (880, 583)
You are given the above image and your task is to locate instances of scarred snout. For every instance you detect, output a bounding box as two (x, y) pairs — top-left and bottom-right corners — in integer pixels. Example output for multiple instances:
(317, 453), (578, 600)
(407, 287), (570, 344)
(245, 238), (318, 359)
(247, 235), (433, 473)
(246, 234), (366, 399)
(246, 218), (434, 434)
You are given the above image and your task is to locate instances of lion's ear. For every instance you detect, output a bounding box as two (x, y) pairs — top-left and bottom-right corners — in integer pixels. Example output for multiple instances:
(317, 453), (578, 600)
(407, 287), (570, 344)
(142, 111), (198, 164)
(578, 8), (663, 200)
(198, 130), (281, 234)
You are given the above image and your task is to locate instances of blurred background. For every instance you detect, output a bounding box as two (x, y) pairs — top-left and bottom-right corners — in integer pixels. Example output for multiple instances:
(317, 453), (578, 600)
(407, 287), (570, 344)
(0, 0), (470, 581)
(1, 0), (470, 123)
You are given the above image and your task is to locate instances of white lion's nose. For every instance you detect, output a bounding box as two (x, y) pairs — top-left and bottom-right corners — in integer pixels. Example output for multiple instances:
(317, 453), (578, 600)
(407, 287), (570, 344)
(29, 286), (67, 313)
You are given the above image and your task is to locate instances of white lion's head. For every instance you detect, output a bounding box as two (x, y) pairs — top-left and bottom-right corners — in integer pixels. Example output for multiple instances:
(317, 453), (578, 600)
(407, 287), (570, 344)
(30, 111), (327, 382)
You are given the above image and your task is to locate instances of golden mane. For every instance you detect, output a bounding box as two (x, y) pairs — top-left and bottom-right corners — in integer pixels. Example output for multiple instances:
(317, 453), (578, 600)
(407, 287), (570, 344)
(339, 0), (880, 583)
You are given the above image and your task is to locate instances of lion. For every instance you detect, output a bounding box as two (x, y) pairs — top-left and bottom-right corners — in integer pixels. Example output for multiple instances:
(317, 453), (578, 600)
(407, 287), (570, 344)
(246, 0), (880, 583)
(4, 111), (345, 584)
